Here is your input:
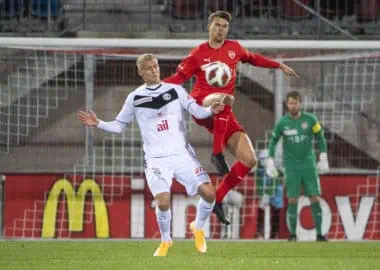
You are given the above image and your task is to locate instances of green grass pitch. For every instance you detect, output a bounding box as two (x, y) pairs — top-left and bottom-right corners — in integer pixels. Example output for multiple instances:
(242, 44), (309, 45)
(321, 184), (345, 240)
(0, 240), (379, 270)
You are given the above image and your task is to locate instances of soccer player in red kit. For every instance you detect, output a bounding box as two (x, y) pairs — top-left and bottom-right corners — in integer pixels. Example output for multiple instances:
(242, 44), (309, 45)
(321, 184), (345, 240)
(164, 11), (299, 225)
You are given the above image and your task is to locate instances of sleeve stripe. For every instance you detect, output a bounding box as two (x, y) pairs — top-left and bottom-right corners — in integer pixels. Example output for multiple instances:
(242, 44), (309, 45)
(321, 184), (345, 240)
(116, 119), (128, 124)
(312, 122), (321, 133)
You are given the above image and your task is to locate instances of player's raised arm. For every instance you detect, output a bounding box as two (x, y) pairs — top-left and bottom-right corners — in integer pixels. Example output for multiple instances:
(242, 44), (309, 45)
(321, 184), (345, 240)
(77, 109), (126, 134)
(239, 43), (299, 78)
(77, 93), (134, 134)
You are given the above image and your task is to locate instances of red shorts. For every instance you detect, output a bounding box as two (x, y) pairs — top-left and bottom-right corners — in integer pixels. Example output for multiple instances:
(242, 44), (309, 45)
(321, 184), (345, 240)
(192, 95), (245, 146)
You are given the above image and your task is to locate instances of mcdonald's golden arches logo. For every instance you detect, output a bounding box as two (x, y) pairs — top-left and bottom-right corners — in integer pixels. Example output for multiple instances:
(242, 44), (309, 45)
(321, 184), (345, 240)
(42, 178), (109, 238)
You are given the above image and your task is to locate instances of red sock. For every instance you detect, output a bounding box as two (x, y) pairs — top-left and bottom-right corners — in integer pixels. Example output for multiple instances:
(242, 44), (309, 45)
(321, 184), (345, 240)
(215, 161), (251, 203)
(212, 105), (232, 155)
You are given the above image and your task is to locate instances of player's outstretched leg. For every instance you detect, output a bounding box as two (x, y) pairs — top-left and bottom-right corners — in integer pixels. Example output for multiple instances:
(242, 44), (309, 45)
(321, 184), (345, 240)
(213, 132), (255, 225)
(211, 105), (232, 175)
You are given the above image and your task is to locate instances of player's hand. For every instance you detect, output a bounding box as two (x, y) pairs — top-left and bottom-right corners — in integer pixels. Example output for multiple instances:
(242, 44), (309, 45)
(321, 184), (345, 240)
(265, 158), (279, 178)
(210, 101), (225, 115)
(77, 110), (99, 126)
(317, 152), (329, 174)
(280, 64), (299, 79)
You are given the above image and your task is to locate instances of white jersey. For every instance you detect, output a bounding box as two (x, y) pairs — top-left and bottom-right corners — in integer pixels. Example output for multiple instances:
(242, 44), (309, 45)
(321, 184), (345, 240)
(114, 82), (212, 158)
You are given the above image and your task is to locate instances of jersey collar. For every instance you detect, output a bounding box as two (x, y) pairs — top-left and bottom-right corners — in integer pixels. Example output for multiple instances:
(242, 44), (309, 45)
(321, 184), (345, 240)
(145, 83), (162, 91)
(287, 112), (303, 120)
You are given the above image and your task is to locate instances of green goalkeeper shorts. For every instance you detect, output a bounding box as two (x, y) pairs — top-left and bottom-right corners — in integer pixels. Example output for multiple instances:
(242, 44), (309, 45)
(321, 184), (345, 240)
(284, 168), (321, 198)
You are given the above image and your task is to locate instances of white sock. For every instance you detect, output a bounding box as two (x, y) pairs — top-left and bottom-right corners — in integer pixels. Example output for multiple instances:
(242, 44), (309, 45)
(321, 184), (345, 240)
(195, 198), (215, 230)
(156, 207), (172, 242)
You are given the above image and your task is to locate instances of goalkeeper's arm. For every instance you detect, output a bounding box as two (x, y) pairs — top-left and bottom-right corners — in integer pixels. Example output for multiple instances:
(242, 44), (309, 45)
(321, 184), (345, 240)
(314, 128), (327, 154)
(313, 121), (329, 172)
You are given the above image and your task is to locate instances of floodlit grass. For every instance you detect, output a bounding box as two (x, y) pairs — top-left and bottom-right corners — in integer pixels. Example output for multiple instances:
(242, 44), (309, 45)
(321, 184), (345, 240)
(0, 240), (379, 270)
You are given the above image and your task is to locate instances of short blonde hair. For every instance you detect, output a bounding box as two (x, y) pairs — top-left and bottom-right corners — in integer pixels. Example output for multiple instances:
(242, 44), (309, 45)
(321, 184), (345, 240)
(136, 53), (158, 70)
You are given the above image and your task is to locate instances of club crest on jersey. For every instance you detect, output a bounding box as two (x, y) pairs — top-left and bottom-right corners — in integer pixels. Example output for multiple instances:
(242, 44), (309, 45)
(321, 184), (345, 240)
(302, 122), (308, 130)
(157, 120), (169, 132)
(157, 112), (163, 118)
(228, 50), (236, 59)
(163, 93), (171, 101)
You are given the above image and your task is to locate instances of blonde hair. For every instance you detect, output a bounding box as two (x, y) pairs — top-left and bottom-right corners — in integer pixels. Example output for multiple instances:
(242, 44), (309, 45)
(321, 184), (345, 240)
(136, 53), (158, 70)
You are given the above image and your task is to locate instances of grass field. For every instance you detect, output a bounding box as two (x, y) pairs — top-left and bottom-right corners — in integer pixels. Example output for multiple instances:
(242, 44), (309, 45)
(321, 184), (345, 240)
(0, 240), (379, 270)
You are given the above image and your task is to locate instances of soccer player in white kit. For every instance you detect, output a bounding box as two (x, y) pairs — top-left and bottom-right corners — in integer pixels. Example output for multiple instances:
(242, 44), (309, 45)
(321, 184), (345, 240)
(77, 54), (225, 256)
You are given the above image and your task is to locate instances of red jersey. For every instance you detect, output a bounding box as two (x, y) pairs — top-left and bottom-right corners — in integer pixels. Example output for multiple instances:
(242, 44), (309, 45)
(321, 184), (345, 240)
(164, 40), (280, 101)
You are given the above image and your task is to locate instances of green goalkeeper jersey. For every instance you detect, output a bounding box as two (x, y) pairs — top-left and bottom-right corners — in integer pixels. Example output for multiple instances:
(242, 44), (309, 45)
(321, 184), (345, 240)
(268, 112), (327, 170)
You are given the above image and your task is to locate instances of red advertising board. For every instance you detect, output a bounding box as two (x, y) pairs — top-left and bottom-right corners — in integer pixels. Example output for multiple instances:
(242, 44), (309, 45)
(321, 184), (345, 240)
(3, 174), (380, 240)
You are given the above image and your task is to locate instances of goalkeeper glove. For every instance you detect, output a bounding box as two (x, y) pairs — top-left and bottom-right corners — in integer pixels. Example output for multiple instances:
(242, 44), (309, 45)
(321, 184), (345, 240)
(265, 158), (279, 178)
(317, 152), (329, 173)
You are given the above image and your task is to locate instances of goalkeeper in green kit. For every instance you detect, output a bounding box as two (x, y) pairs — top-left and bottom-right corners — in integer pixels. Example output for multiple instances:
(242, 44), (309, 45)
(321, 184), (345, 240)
(266, 91), (329, 241)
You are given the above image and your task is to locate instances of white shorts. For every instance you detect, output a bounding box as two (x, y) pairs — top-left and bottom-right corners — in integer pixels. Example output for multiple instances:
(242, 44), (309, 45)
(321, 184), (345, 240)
(145, 149), (210, 197)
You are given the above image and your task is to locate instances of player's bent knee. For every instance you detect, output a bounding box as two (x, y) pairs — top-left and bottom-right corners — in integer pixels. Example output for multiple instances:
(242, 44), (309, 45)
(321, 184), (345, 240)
(156, 201), (170, 211)
(155, 192), (171, 211)
(202, 93), (234, 107)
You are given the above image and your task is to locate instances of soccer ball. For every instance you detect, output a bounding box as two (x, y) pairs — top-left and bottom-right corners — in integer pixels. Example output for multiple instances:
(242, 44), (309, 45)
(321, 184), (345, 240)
(204, 62), (232, 88)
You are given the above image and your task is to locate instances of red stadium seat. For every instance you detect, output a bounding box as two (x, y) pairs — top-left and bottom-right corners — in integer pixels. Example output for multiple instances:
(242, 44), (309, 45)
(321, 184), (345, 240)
(243, 0), (279, 18)
(207, 0), (242, 17)
(207, 0), (228, 12)
(171, 0), (202, 19)
(357, 0), (380, 22)
(281, 0), (311, 20)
